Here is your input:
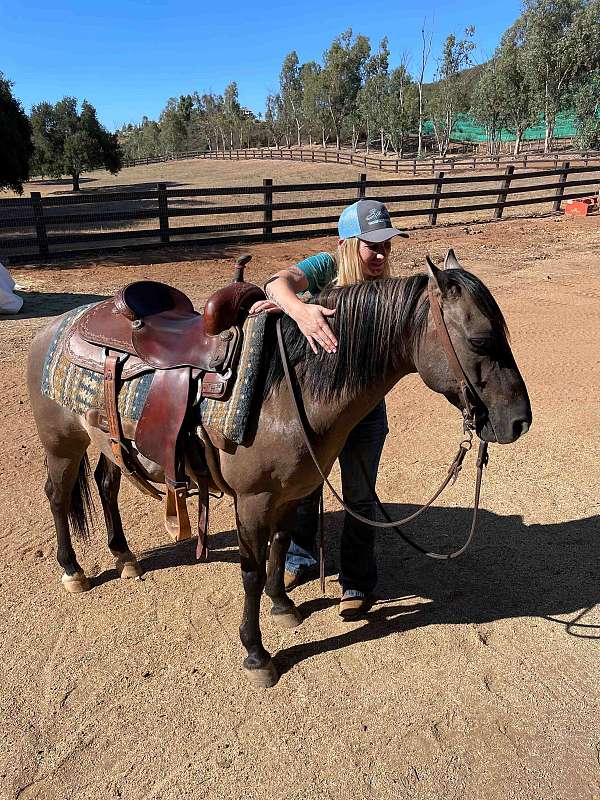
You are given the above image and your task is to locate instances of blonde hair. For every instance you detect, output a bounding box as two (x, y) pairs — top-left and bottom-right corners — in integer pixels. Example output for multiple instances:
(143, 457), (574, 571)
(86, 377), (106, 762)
(335, 237), (392, 287)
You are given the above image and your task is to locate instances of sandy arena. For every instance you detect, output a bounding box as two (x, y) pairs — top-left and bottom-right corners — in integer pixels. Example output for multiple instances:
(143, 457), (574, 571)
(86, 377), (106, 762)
(1, 213), (599, 799)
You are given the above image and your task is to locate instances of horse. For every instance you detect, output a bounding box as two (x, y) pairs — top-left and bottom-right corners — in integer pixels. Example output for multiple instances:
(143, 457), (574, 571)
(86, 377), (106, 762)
(27, 251), (532, 688)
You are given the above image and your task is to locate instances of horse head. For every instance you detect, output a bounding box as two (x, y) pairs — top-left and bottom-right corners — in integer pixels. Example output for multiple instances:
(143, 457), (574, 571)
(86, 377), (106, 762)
(414, 249), (532, 444)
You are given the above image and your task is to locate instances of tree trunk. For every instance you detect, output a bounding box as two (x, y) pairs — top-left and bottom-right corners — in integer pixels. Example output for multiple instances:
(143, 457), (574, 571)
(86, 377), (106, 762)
(514, 130), (523, 156)
(380, 128), (385, 155)
(72, 173), (80, 192)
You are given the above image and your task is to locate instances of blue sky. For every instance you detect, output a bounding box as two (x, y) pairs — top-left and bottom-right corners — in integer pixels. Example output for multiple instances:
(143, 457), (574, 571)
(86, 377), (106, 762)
(2, 0), (522, 131)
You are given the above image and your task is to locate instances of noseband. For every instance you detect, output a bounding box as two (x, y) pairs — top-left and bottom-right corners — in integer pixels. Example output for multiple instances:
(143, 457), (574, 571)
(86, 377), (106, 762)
(275, 282), (490, 585)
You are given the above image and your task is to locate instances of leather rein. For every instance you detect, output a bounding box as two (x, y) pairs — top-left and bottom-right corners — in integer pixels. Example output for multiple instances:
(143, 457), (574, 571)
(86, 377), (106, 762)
(275, 282), (490, 580)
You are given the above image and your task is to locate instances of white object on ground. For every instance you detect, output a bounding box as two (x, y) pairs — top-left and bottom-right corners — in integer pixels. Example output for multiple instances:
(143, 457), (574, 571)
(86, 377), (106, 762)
(0, 262), (23, 313)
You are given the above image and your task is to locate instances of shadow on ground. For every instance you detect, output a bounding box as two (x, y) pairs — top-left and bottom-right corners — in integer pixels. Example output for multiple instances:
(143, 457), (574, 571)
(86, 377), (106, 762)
(96, 504), (600, 668)
(0, 291), (107, 320)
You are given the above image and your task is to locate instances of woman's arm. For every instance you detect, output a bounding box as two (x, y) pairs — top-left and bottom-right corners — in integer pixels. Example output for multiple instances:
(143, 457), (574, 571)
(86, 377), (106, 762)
(250, 266), (337, 354)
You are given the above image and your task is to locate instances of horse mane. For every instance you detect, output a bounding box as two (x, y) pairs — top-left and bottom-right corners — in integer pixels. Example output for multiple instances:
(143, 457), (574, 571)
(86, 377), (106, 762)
(261, 269), (509, 403)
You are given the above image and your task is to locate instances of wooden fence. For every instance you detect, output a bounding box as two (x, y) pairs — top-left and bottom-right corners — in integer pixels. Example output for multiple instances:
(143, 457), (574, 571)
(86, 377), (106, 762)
(122, 145), (600, 176)
(1, 163), (599, 263)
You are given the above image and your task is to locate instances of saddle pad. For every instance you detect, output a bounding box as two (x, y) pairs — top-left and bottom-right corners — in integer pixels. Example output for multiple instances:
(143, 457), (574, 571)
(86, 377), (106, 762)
(42, 305), (154, 420)
(200, 312), (267, 445)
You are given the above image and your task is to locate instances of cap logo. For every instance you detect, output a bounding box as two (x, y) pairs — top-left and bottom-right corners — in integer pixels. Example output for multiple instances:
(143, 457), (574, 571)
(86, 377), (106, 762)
(365, 207), (390, 227)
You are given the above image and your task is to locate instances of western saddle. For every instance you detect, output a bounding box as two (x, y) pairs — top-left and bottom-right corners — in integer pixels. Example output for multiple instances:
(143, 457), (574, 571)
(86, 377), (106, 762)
(66, 255), (265, 556)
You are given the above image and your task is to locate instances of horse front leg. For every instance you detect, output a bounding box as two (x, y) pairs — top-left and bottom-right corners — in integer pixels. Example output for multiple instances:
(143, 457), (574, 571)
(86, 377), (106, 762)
(94, 453), (142, 579)
(265, 504), (303, 629)
(235, 494), (278, 688)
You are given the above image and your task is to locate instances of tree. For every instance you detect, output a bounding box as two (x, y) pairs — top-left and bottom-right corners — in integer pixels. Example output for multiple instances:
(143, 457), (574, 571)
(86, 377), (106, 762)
(321, 30), (370, 149)
(521, 0), (600, 152)
(0, 72), (33, 194)
(385, 61), (419, 156)
(159, 97), (189, 153)
(429, 27), (476, 157)
(357, 37), (389, 153)
(417, 21), (433, 157)
(492, 23), (538, 155)
(280, 52), (304, 146)
(31, 98), (121, 191)
(471, 56), (508, 154)
(572, 73), (600, 148)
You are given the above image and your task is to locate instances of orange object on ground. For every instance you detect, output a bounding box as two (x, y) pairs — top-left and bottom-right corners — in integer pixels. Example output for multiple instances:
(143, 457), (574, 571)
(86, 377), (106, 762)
(564, 197), (598, 216)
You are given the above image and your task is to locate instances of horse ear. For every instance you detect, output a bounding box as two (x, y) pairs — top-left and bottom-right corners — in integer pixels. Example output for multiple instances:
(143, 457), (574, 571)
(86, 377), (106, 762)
(426, 255), (442, 286)
(444, 248), (463, 270)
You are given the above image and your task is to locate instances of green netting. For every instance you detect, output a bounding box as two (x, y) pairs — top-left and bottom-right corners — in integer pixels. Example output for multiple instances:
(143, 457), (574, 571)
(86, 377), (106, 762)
(423, 112), (578, 142)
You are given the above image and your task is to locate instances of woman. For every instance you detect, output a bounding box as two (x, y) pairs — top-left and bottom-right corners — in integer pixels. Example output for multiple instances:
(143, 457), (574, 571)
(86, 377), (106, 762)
(249, 199), (408, 619)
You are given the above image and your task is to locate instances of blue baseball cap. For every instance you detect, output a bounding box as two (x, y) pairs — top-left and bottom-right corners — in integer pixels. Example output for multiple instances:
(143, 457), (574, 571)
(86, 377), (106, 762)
(338, 199), (408, 243)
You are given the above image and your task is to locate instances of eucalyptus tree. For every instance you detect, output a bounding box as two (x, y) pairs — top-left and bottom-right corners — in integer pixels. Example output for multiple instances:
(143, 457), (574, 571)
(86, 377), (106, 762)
(572, 73), (600, 148)
(492, 22), (538, 155)
(321, 29), (370, 150)
(521, 0), (600, 152)
(280, 52), (304, 146)
(417, 21), (433, 157)
(471, 56), (509, 154)
(429, 27), (476, 157)
(357, 37), (390, 153)
(300, 61), (329, 146)
(384, 61), (419, 156)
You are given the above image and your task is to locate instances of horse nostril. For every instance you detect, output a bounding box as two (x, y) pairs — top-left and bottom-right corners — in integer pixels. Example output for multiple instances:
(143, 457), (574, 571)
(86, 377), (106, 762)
(513, 419), (530, 439)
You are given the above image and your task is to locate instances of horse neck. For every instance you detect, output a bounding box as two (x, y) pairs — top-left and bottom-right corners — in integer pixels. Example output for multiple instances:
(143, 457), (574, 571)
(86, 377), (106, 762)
(299, 281), (424, 434)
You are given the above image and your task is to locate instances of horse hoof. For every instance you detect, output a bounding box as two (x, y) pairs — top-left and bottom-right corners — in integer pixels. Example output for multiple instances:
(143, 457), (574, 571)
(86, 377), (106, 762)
(271, 607), (303, 629)
(243, 660), (278, 689)
(112, 550), (143, 579)
(61, 570), (91, 594)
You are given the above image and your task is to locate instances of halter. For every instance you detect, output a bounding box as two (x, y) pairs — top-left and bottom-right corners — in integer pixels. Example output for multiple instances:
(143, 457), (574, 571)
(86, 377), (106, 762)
(276, 280), (490, 591)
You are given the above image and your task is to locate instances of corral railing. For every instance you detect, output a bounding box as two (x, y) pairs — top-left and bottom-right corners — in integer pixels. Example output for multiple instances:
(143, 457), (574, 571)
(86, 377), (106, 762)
(122, 146), (600, 175)
(1, 163), (599, 263)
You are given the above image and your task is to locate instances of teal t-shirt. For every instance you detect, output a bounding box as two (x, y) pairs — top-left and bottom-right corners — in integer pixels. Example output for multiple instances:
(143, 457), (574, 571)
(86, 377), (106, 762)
(295, 252), (337, 296)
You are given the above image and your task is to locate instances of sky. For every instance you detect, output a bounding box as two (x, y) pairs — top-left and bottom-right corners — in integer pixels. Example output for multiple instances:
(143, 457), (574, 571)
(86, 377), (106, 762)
(1, 0), (523, 131)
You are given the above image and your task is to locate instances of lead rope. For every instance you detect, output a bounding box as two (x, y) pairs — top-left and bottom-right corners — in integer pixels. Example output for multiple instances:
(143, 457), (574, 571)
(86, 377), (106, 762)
(276, 318), (489, 582)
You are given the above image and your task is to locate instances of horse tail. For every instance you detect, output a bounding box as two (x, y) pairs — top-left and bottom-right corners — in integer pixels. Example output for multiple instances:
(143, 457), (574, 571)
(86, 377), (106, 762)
(67, 453), (96, 544)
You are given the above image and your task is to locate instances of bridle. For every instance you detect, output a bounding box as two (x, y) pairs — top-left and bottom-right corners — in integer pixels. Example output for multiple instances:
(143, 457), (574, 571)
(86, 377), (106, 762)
(275, 277), (490, 589)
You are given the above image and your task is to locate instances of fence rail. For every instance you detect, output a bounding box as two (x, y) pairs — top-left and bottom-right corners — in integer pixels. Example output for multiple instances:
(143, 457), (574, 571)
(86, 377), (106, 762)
(1, 163), (599, 263)
(121, 145), (600, 175)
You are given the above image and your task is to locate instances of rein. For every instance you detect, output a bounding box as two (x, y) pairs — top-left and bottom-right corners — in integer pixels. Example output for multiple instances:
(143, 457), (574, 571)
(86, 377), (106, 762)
(275, 283), (489, 586)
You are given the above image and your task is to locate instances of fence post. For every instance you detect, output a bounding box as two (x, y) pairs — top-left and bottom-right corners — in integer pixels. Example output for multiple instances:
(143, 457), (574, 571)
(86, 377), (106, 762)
(30, 192), (49, 259)
(357, 173), (367, 199)
(395, 158), (399, 173)
(553, 161), (570, 212)
(325, 150), (328, 163)
(337, 151), (340, 163)
(157, 182), (170, 244)
(473, 157), (476, 169)
(494, 165), (514, 220)
(350, 151), (354, 165)
(429, 171), (445, 226)
(263, 178), (273, 241)
(431, 158), (436, 175)
(554, 153), (559, 169)
(412, 159), (416, 176)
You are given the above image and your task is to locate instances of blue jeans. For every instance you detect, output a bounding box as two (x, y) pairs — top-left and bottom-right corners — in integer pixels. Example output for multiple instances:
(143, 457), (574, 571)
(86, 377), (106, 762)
(284, 401), (388, 594)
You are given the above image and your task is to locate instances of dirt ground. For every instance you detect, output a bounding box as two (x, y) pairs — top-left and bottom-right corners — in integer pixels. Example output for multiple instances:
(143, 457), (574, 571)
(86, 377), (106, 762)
(1, 212), (599, 800)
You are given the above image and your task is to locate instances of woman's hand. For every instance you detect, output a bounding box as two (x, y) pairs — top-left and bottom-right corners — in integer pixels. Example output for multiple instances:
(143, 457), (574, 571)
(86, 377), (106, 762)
(295, 304), (337, 354)
(249, 299), (281, 315)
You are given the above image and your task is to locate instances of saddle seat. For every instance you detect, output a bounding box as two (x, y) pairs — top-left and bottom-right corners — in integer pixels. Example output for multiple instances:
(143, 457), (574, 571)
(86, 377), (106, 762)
(76, 278), (263, 372)
(65, 256), (265, 552)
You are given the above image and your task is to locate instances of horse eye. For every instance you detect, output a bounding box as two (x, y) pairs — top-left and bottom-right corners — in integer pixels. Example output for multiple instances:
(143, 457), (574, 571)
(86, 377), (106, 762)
(468, 337), (493, 353)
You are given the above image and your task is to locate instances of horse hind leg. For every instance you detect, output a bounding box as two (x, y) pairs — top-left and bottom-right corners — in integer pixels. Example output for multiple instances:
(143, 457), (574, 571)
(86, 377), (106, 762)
(45, 447), (94, 594)
(94, 453), (142, 579)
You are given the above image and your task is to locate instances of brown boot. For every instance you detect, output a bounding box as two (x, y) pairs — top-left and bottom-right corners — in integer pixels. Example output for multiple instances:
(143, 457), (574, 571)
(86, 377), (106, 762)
(338, 592), (375, 620)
